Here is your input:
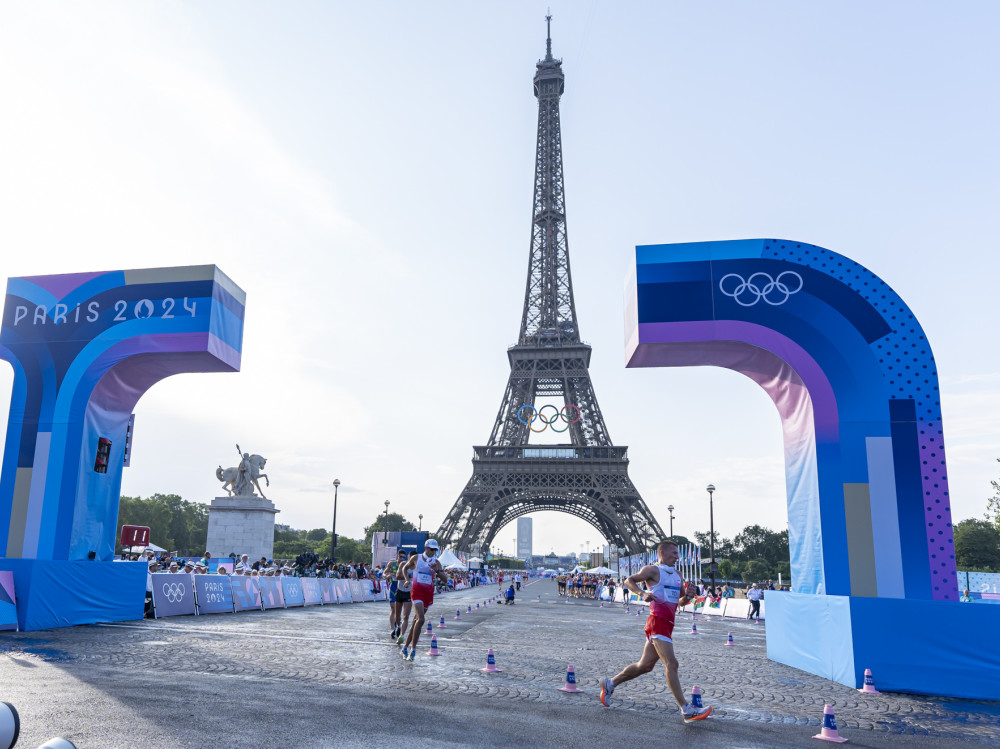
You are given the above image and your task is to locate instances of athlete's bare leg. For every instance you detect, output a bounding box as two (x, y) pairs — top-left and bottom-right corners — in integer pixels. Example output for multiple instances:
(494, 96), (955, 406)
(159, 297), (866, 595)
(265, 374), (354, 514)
(398, 601), (412, 637)
(405, 601), (426, 650)
(610, 640), (659, 686)
(651, 639), (687, 707)
(388, 600), (399, 632)
(610, 639), (686, 707)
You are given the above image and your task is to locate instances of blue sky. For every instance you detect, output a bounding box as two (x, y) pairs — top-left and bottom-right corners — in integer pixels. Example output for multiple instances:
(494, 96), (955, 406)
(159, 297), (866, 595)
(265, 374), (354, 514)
(1, 2), (998, 557)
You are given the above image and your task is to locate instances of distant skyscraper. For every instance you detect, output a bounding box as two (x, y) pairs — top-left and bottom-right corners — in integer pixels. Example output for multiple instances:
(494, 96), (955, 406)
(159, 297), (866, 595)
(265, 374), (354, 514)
(516, 517), (533, 559)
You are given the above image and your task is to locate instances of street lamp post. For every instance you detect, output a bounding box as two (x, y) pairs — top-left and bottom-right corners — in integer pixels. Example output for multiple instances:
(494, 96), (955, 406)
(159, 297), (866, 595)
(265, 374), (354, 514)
(418, 514), (423, 531)
(706, 484), (716, 594)
(383, 499), (390, 544)
(667, 504), (675, 538)
(331, 479), (341, 562)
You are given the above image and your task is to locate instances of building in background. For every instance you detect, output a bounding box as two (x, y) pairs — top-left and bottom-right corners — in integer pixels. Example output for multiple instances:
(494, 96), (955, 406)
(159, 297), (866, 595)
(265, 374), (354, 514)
(516, 517), (533, 560)
(589, 552), (604, 568)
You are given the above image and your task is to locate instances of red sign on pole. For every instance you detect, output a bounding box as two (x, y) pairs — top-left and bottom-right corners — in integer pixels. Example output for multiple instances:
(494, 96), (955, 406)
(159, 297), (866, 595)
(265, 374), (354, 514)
(120, 525), (150, 548)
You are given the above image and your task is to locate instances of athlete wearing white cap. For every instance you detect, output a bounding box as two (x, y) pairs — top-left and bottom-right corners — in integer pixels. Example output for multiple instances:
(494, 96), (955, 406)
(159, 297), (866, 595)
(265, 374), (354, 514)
(397, 539), (448, 661)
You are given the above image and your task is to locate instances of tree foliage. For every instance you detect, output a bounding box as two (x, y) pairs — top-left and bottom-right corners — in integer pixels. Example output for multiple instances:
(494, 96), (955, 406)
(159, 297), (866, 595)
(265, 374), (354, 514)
(954, 519), (1000, 571)
(115, 494), (208, 556)
(363, 512), (418, 547)
(687, 523), (791, 582)
(987, 458), (1000, 534)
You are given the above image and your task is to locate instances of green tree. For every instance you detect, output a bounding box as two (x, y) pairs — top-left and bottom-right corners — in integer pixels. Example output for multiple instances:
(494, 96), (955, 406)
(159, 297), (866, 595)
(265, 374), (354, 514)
(306, 528), (328, 542)
(272, 538), (314, 559)
(987, 458), (1000, 533)
(333, 536), (371, 565)
(718, 558), (734, 580)
(116, 495), (173, 552)
(115, 493), (209, 555)
(363, 512), (417, 547)
(693, 530), (722, 551)
(741, 558), (772, 583)
(733, 525), (788, 568)
(954, 519), (1000, 571)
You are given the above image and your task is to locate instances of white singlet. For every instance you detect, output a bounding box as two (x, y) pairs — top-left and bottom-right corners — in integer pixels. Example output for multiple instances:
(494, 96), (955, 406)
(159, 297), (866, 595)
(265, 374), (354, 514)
(414, 553), (436, 586)
(398, 566), (413, 592)
(647, 564), (683, 621)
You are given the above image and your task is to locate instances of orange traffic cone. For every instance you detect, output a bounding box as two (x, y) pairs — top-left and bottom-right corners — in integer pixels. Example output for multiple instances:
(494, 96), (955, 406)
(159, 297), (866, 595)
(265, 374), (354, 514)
(726, 632), (735, 646)
(857, 668), (880, 694)
(439, 615), (447, 629)
(455, 610), (461, 620)
(691, 623), (698, 634)
(812, 704), (848, 743)
(481, 648), (501, 673)
(558, 664), (583, 693)
(427, 635), (441, 656)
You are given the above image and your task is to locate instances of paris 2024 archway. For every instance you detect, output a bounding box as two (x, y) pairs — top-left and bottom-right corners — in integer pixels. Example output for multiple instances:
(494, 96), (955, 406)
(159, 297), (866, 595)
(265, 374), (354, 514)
(625, 238), (999, 700)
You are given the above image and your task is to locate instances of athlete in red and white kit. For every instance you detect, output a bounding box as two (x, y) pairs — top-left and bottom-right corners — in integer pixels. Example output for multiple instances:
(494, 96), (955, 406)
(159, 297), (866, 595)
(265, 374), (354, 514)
(397, 539), (449, 661)
(599, 540), (712, 723)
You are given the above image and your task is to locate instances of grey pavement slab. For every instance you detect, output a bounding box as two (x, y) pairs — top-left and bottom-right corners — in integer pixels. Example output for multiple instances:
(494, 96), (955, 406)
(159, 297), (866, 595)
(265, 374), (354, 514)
(0, 579), (997, 748)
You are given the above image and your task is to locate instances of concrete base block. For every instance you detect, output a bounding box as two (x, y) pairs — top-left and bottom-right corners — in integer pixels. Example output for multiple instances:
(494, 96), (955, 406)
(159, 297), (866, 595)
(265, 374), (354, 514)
(205, 496), (278, 562)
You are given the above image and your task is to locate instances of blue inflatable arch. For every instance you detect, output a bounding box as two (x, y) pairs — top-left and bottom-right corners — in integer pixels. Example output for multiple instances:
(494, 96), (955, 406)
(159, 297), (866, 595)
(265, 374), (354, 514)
(626, 238), (953, 601)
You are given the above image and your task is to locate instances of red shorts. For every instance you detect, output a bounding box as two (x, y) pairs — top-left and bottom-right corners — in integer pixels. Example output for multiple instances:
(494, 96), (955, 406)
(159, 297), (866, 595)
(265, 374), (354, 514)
(644, 612), (675, 643)
(411, 582), (434, 609)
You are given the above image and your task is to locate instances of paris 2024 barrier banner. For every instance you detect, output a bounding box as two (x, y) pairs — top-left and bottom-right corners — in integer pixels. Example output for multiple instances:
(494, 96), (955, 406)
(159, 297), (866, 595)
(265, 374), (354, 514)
(625, 238), (1000, 700)
(151, 576), (384, 618)
(0, 266), (246, 631)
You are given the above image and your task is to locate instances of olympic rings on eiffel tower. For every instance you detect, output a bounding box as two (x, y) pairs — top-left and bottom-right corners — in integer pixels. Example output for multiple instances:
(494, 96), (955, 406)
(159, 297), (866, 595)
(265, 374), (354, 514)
(516, 404), (581, 433)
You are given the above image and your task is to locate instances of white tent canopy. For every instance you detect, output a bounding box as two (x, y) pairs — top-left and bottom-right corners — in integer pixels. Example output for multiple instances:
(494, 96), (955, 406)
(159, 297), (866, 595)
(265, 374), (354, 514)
(129, 542), (166, 553)
(587, 566), (615, 575)
(467, 556), (484, 564)
(438, 549), (464, 569)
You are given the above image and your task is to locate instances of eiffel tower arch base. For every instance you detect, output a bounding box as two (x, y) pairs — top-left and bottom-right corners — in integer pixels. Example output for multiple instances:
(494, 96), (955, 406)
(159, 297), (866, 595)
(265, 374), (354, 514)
(438, 446), (663, 555)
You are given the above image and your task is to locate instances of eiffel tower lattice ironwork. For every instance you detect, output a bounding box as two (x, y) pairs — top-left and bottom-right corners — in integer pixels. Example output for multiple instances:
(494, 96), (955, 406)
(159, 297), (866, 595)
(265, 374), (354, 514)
(436, 18), (666, 556)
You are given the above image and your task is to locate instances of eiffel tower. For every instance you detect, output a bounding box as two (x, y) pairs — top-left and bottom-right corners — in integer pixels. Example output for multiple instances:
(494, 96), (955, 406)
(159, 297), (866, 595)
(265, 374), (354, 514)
(436, 17), (665, 556)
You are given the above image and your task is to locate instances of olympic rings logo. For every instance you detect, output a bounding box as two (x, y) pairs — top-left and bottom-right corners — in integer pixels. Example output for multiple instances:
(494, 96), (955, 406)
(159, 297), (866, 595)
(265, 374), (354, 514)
(719, 271), (803, 307)
(162, 582), (186, 603)
(516, 404), (581, 433)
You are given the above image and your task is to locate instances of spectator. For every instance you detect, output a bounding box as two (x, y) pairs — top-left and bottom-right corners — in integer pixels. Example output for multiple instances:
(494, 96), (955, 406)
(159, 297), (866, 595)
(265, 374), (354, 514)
(747, 582), (763, 619)
(505, 584), (515, 604)
(200, 550), (212, 567)
(960, 589), (974, 603)
(720, 584), (734, 599)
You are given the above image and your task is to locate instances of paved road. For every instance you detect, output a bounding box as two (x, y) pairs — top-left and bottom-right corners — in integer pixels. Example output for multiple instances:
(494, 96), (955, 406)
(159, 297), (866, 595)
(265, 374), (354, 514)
(0, 579), (997, 747)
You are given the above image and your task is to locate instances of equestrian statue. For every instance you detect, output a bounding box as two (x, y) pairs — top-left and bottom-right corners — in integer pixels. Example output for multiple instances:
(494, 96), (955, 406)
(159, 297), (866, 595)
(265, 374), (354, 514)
(217, 443), (269, 498)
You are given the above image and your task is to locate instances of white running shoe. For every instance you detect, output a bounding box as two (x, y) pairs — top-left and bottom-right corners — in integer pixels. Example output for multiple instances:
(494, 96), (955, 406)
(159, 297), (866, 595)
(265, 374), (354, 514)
(599, 678), (615, 707)
(682, 704), (713, 723)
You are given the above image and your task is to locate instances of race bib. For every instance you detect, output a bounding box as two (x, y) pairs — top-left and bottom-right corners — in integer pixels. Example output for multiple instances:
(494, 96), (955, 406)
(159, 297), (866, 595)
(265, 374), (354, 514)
(660, 584), (680, 604)
(416, 571), (432, 585)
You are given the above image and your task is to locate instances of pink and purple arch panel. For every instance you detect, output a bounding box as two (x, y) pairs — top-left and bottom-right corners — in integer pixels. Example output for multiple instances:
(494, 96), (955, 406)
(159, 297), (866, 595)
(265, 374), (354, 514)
(625, 239), (953, 602)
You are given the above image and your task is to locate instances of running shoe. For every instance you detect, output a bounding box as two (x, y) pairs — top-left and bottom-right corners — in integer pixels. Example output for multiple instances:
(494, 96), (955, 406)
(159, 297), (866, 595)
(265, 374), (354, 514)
(407, 651), (415, 662)
(599, 678), (615, 707)
(401, 647), (409, 659)
(682, 705), (712, 723)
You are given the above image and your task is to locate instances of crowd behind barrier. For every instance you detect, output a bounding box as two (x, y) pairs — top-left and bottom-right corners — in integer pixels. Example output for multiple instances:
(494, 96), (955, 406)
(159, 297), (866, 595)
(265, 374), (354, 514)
(593, 585), (767, 619)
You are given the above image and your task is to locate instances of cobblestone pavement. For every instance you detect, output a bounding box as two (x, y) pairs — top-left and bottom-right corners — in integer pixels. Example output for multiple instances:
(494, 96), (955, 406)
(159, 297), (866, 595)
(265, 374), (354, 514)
(0, 579), (997, 747)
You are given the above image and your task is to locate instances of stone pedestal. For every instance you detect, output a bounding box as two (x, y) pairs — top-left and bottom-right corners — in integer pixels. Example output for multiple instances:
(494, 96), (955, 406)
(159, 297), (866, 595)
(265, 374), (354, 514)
(205, 496), (279, 562)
